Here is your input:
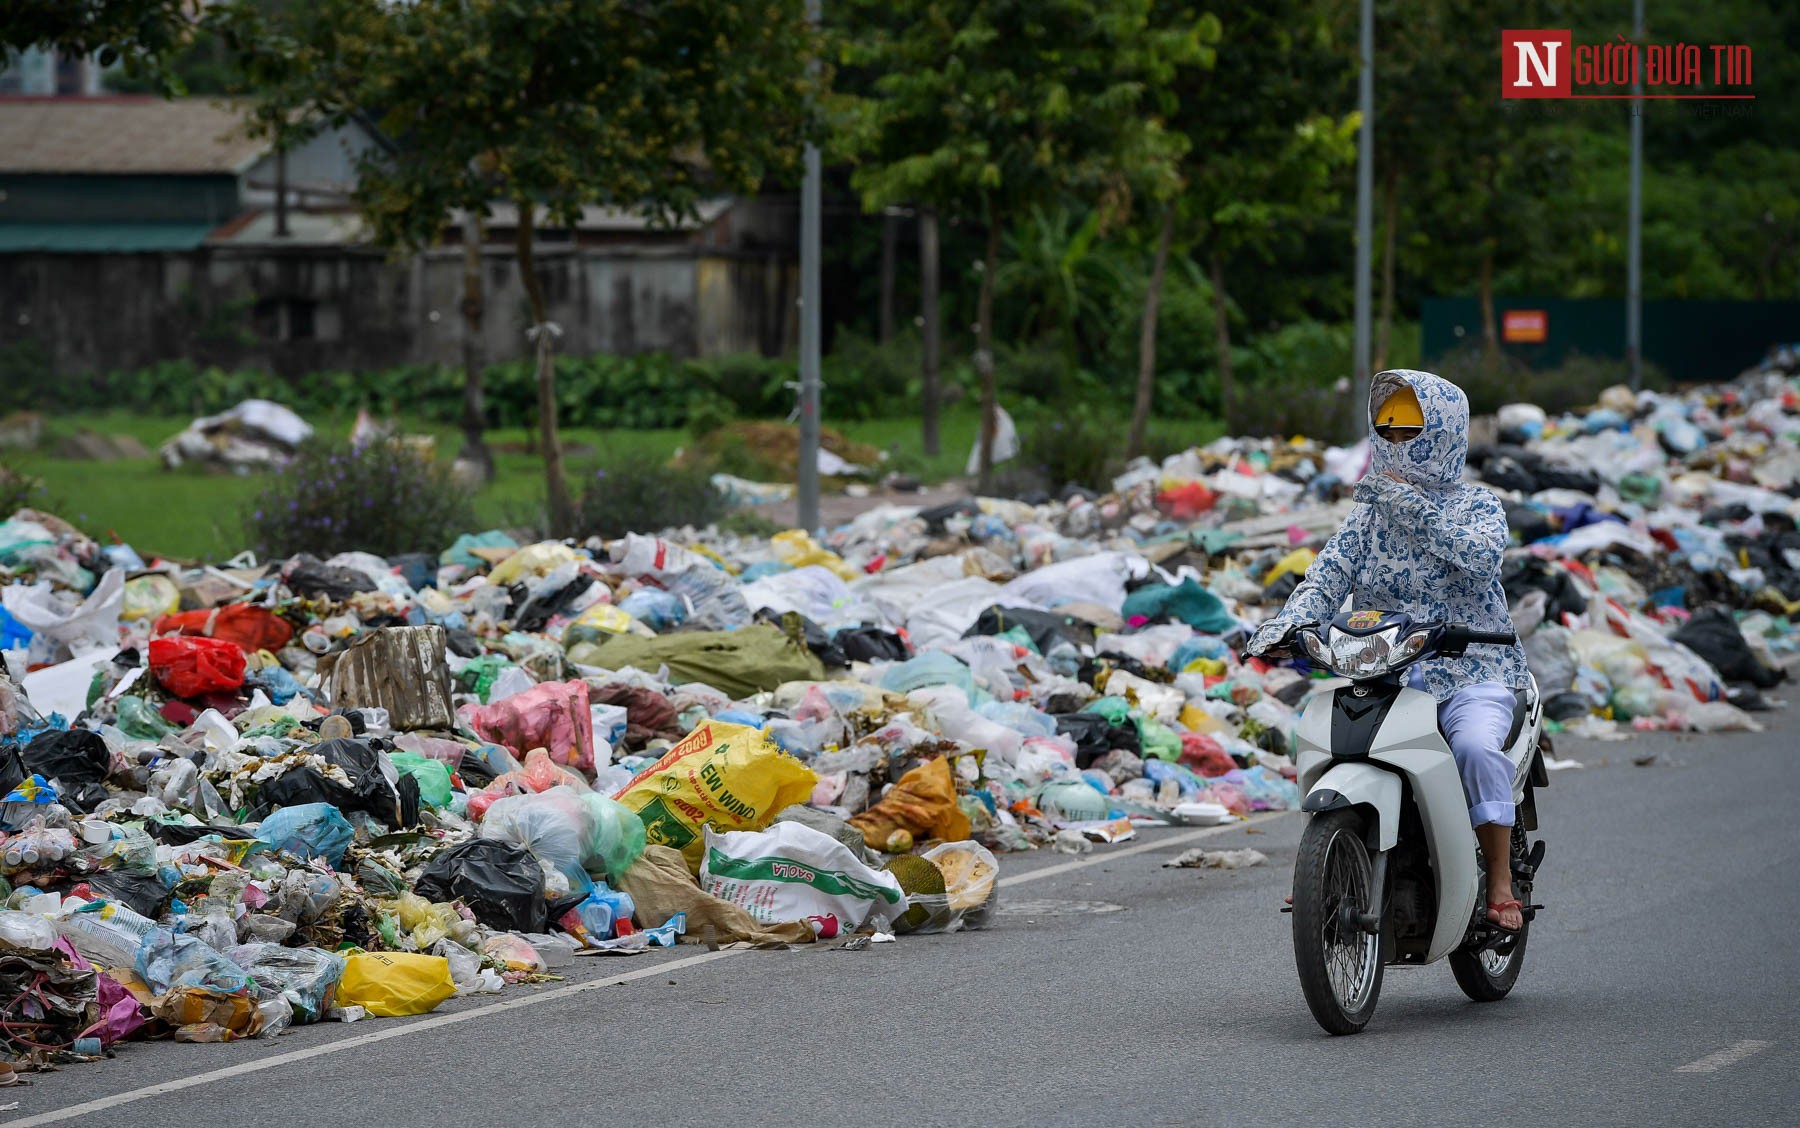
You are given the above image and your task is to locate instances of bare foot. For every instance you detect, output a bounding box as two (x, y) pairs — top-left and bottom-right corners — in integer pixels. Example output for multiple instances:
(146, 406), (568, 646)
(1485, 881), (1523, 930)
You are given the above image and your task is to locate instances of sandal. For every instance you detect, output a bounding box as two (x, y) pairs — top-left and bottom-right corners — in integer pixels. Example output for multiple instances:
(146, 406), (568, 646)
(1486, 899), (1524, 934)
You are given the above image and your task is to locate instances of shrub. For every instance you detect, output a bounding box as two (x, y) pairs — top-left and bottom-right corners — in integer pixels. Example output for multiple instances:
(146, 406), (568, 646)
(1015, 410), (1128, 494)
(718, 509), (783, 538)
(1437, 348), (1664, 417)
(0, 458), (51, 520)
(577, 451), (729, 538)
(243, 438), (476, 559)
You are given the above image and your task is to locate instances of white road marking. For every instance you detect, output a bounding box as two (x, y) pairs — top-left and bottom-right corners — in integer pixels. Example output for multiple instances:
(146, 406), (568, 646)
(5, 948), (741, 1127)
(998, 812), (1289, 888)
(15, 811), (1293, 1124)
(1675, 1040), (1772, 1073)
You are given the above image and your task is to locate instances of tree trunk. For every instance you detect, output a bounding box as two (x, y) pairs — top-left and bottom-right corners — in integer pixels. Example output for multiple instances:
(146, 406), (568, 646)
(879, 208), (898, 343)
(1128, 206), (1175, 459)
(1374, 167), (1398, 371)
(1209, 248), (1236, 433)
(515, 199), (573, 537)
(976, 215), (1001, 490)
(919, 206), (942, 456)
(1478, 244), (1498, 358)
(458, 211), (493, 482)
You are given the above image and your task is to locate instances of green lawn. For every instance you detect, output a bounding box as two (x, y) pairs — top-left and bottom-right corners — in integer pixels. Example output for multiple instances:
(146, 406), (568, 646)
(8, 405), (1217, 561)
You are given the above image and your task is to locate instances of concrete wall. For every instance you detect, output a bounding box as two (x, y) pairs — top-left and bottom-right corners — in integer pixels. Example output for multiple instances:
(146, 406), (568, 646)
(0, 243), (797, 377)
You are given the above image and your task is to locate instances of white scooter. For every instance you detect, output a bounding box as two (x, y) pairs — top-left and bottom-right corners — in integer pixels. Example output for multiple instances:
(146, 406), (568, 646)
(1260, 610), (1550, 1035)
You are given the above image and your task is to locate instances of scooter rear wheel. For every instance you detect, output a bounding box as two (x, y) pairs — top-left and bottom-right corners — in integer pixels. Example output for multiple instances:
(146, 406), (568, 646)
(1449, 826), (1530, 1002)
(1292, 809), (1385, 1035)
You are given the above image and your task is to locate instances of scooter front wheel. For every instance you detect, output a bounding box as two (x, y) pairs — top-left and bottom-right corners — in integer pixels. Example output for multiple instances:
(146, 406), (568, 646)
(1292, 809), (1385, 1035)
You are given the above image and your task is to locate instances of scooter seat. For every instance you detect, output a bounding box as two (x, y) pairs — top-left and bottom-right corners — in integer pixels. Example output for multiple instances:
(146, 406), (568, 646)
(1504, 689), (1530, 750)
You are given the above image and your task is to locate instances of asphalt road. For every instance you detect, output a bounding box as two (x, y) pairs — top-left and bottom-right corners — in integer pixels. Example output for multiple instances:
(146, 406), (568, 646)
(11, 718), (1799, 1128)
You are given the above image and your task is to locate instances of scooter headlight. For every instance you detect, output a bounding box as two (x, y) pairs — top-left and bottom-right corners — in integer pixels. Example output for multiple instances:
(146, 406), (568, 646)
(1323, 625), (1425, 679)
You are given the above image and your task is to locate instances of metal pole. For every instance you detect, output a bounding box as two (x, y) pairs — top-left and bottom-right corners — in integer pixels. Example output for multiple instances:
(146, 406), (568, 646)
(1627, 0), (1644, 390)
(1351, 0), (1374, 425)
(796, 0), (822, 532)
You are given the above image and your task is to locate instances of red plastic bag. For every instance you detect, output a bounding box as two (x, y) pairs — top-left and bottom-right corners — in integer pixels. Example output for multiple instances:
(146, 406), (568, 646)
(1155, 482), (1217, 520)
(149, 635), (247, 698)
(1178, 732), (1236, 778)
(155, 605), (294, 655)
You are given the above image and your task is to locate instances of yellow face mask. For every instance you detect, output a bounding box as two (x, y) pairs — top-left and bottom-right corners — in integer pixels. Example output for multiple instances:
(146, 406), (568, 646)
(1374, 385), (1424, 441)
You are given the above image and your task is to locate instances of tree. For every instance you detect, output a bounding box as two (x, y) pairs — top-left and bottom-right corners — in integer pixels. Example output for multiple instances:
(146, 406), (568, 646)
(1149, 2), (1353, 438)
(221, 0), (817, 535)
(840, 0), (1202, 487)
(5, 0), (203, 90)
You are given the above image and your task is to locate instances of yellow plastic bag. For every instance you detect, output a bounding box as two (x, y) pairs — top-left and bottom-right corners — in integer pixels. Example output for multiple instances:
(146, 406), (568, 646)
(615, 720), (817, 871)
(336, 951), (455, 1018)
(1179, 702), (1226, 734)
(770, 529), (859, 582)
(489, 542), (579, 586)
(121, 575), (180, 622)
(1264, 548), (1316, 588)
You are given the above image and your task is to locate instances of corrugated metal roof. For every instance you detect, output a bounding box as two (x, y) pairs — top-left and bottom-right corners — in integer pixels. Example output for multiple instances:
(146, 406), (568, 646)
(0, 222), (215, 251)
(0, 97), (265, 175)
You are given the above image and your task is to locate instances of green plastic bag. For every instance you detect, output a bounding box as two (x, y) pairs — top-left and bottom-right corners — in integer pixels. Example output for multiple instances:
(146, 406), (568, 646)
(454, 655), (511, 704)
(1137, 716), (1182, 761)
(116, 696), (176, 739)
(578, 793), (648, 880)
(388, 751), (454, 808)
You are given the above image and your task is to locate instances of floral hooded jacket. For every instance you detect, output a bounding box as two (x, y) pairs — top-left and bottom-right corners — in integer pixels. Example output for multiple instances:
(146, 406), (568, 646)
(1248, 369), (1531, 701)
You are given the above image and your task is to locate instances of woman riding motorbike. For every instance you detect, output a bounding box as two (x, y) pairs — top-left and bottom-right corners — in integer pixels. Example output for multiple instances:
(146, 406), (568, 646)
(1247, 369), (1532, 931)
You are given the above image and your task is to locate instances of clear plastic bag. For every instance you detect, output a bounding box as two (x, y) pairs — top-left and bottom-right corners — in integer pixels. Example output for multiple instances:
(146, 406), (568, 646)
(227, 942), (346, 1024)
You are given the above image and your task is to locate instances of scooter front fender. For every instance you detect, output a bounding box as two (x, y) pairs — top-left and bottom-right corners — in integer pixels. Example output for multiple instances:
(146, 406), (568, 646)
(1302, 763), (1401, 852)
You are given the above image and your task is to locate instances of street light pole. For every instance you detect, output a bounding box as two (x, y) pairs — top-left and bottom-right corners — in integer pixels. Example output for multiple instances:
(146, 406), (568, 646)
(1627, 0), (1644, 391)
(796, 0), (824, 533)
(1351, 0), (1374, 424)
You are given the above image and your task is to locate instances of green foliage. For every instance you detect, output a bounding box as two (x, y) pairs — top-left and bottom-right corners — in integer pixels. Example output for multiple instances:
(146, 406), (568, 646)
(4, 0), (202, 90)
(1438, 350), (1665, 418)
(221, 0), (819, 248)
(243, 438), (475, 559)
(717, 510), (785, 539)
(576, 452), (729, 539)
(838, 0), (1205, 218)
(0, 458), (51, 520)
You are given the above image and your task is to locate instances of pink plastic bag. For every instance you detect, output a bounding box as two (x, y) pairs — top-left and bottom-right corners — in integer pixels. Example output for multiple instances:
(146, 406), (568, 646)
(59, 940), (149, 1046)
(465, 680), (595, 774)
(465, 749), (592, 819)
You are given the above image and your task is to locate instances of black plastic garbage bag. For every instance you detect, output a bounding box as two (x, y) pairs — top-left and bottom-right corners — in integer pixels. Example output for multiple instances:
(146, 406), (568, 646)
(414, 839), (547, 932)
(21, 729), (109, 789)
(285, 557), (377, 601)
(86, 869), (175, 918)
(1506, 504), (1555, 545)
(251, 737), (399, 824)
(1542, 691), (1591, 723)
(964, 606), (1095, 652)
(1502, 558), (1588, 622)
(1056, 712), (1141, 769)
(516, 575), (597, 633)
(835, 626), (910, 663)
(1672, 608), (1785, 689)
(754, 608), (847, 668)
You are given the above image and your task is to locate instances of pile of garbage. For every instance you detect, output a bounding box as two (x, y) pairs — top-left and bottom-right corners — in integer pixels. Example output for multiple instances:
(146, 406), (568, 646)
(1, 368), (1797, 1066)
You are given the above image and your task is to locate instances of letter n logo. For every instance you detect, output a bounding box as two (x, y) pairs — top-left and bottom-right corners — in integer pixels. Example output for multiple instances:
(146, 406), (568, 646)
(1501, 30), (1572, 98)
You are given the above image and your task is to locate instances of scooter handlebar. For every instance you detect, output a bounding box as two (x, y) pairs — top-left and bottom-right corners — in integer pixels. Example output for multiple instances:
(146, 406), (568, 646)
(1442, 626), (1517, 647)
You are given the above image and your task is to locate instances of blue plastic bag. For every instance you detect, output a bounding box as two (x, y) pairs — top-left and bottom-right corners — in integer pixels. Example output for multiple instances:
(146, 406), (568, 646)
(254, 803), (355, 867)
(136, 927), (254, 995)
(618, 589), (688, 632)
